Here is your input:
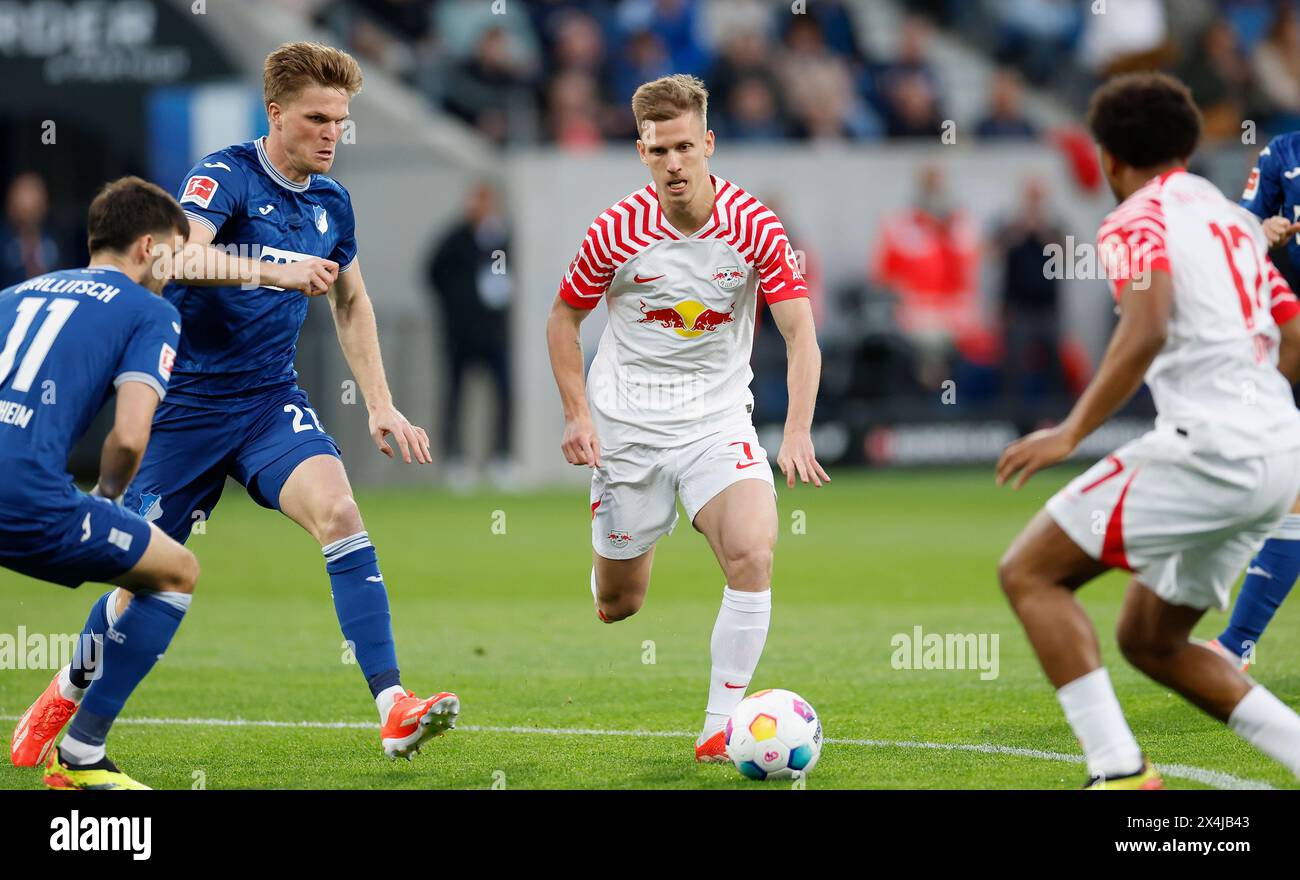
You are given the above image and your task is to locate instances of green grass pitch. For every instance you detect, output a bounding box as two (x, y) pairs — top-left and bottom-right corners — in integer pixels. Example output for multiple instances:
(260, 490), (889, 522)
(2, 468), (1296, 789)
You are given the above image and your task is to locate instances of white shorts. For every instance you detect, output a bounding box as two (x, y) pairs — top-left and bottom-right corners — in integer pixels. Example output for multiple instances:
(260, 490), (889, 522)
(1047, 429), (1300, 610)
(590, 424), (777, 559)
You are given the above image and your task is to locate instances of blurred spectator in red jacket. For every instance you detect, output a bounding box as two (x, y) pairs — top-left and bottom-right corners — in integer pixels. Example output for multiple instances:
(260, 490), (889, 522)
(872, 164), (986, 388)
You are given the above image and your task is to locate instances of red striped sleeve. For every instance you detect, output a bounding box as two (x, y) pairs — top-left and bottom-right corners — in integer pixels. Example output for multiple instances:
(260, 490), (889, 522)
(558, 218), (615, 309)
(727, 196), (808, 303)
(557, 189), (659, 308)
(1267, 254), (1300, 325)
(1097, 184), (1169, 301)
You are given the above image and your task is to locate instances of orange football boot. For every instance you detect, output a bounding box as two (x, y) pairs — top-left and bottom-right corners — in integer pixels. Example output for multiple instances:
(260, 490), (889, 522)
(695, 729), (729, 763)
(1205, 638), (1251, 673)
(381, 691), (460, 759)
(11, 674), (78, 768)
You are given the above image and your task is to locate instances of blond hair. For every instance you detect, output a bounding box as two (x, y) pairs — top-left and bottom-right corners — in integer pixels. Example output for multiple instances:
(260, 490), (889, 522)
(631, 74), (708, 135)
(263, 42), (363, 108)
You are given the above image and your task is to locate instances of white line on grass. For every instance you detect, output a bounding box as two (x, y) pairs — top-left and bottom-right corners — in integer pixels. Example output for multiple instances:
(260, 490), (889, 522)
(1, 714), (1274, 790)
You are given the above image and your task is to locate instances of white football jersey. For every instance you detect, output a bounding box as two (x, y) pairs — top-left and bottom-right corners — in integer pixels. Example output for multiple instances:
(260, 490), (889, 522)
(559, 175), (808, 447)
(1097, 168), (1300, 459)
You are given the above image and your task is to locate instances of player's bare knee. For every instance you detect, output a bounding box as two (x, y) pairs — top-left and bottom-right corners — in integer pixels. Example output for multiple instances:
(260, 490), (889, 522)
(160, 549), (199, 595)
(997, 550), (1028, 603)
(1117, 629), (1154, 670)
(320, 493), (364, 544)
(601, 593), (643, 622)
(1116, 617), (1173, 670)
(723, 543), (773, 588)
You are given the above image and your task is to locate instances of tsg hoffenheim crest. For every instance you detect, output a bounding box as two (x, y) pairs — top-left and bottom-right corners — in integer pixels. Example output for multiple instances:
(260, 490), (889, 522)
(313, 205), (329, 235)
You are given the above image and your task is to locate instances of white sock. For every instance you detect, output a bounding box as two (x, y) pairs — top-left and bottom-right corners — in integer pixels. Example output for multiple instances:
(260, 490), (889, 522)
(703, 586), (771, 740)
(702, 712), (729, 740)
(56, 665), (85, 703)
(376, 685), (406, 722)
(1274, 513), (1300, 541)
(59, 733), (105, 766)
(1228, 685), (1300, 777)
(590, 567), (598, 603)
(105, 587), (125, 627)
(1056, 667), (1144, 778)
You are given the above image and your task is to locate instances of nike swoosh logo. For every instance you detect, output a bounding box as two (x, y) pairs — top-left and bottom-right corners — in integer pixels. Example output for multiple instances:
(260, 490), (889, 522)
(736, 461), (763, 469)
(724, 682), (747, 689)
(633, 274), (665, 284)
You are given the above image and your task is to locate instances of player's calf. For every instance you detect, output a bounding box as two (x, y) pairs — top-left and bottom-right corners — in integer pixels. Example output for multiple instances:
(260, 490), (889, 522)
(1115, 580), (1250, 722)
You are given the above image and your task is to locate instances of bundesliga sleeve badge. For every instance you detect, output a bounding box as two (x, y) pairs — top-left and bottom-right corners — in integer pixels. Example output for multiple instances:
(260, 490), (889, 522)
(158, 343), (176, 382)
(181, 175), (219, 209)
(1242, 168), (1259, 201)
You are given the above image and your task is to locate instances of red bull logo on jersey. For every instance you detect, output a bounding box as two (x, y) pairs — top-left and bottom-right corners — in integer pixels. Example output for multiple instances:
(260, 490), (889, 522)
(712, 266), (745, 291)
(637, 299), (735, 339)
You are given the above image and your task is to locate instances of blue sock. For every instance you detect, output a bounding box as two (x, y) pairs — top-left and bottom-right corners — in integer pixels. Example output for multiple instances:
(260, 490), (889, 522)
(67, 590), (115, 690)
(324, 532), (401, 697)
(66, 591), (190, 748)
(1218, 517), (1300, 660)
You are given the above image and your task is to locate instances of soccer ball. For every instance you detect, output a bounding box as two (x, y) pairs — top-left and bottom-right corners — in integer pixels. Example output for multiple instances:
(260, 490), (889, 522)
(725, 688), (822, 780)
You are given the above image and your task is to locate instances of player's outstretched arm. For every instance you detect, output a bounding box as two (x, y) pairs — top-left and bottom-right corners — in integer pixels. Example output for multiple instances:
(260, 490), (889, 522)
(95, 381), (162, 501)
(997, 270), (1172, 489)
(769, 297), (829, 488)
(173, 220), (338, 296)
(546, 294), (600, 468)
(327, 259), (430, 464)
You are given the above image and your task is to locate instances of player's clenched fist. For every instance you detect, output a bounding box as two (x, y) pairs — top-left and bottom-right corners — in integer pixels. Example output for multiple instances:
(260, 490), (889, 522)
(279, 257), (339, 296)
(1261, 216), (1300, 250)
(561, 415), (601, 468)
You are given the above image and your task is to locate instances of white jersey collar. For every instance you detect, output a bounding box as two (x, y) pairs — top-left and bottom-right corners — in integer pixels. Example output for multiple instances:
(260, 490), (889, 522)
(256, 136), (312, 192)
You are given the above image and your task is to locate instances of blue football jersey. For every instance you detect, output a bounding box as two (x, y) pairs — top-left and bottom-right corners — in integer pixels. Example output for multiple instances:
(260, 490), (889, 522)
(0, 267), (181, 509)
(1242, 132), (1300, 267)
(169, 137), (358, 405)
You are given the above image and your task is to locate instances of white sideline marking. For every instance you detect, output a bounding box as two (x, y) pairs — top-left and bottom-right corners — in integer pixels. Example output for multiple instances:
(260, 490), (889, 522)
(1, 714), (1274, 789)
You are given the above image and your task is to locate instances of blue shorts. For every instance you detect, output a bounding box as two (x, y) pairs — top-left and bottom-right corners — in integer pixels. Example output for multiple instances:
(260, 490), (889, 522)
(123, 385), (340, 544)
(0, 492), (153, 588)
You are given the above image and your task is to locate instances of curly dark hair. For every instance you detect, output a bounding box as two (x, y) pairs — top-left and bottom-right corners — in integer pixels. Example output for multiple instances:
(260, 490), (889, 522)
(1086, 72), (1202, 169)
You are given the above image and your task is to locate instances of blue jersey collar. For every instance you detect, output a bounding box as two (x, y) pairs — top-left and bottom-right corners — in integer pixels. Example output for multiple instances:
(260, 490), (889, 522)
(255, 137), (312, 192)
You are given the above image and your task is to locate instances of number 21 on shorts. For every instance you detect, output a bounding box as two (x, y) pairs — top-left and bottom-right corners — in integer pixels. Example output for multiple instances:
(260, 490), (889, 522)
(284, 403), (324, 434)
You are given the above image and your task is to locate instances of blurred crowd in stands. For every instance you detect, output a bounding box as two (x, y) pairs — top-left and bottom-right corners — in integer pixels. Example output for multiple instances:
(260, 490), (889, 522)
(308, 0), (1008, 146)
(925, 0), (1300, 140)
(304, 0), (1300, 149)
